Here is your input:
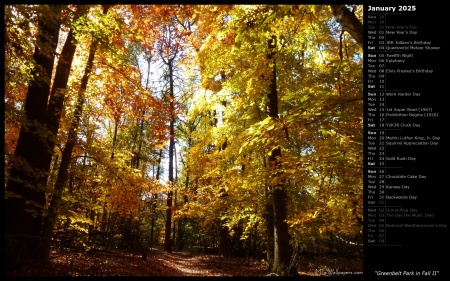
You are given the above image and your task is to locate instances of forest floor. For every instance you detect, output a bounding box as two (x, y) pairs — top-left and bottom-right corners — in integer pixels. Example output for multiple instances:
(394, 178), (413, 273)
(7, 246), (363, 277)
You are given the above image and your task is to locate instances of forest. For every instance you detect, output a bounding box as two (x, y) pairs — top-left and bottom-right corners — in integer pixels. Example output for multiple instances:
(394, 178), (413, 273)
(4, 4), (363, 276)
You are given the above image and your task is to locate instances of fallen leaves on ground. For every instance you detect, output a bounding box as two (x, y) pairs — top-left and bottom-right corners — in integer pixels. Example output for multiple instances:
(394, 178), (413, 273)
(6, 246), (362, 277)
(7, 247), (267, 276)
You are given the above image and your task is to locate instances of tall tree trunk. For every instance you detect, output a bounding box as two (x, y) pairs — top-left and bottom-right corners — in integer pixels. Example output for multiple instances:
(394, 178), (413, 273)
(176, 188), (188, 251)
(4, 5), (62, 271)
(39, 7), (88, 206)
(172, 145), (178, 248)
(176, 133), (193, 251)
(219, 221), (230, 258)
(102, 114), (120, 248)
(34, 5), (85, 262)
(211, 106), (230, 258)
(164, 60), (175, 253)
(40, 5), (110, 261)
(262, 156), (275, 268)
(264, 180), (275, 269)
(266, 36), (293, 276)
(150, 149), (163, 247)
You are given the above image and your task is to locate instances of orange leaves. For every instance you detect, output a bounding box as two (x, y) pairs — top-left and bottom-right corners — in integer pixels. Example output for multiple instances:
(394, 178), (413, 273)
(101, 161), (162, 218)
(201, 77), (223, 92)
(221, 32), (236, 46)
(108, 185), (141, 218)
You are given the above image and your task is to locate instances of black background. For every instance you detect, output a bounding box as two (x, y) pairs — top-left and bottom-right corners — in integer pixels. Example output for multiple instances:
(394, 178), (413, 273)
(364, 1), (448, 279)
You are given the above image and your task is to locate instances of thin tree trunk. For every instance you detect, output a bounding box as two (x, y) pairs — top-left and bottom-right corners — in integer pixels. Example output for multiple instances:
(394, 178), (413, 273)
(150, 149), (163, 247)
(179, 190), (189, 251)
(100, 207), (108, 232)
(176, 209), (183, 251)
(177, 136), (192, 251)
(164, 60), (175, 253)
(172, 144), (178, 248)
(264, 180), (275, 269)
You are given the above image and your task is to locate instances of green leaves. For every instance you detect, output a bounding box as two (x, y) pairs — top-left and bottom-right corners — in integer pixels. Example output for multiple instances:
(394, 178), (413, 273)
(261, 10), (278, 26)
(261, 116), (272, 125)
(234, 32), (242, 48)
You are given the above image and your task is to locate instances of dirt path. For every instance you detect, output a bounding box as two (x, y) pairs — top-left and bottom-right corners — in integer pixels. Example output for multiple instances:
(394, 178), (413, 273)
(149, 248), (267, 276)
